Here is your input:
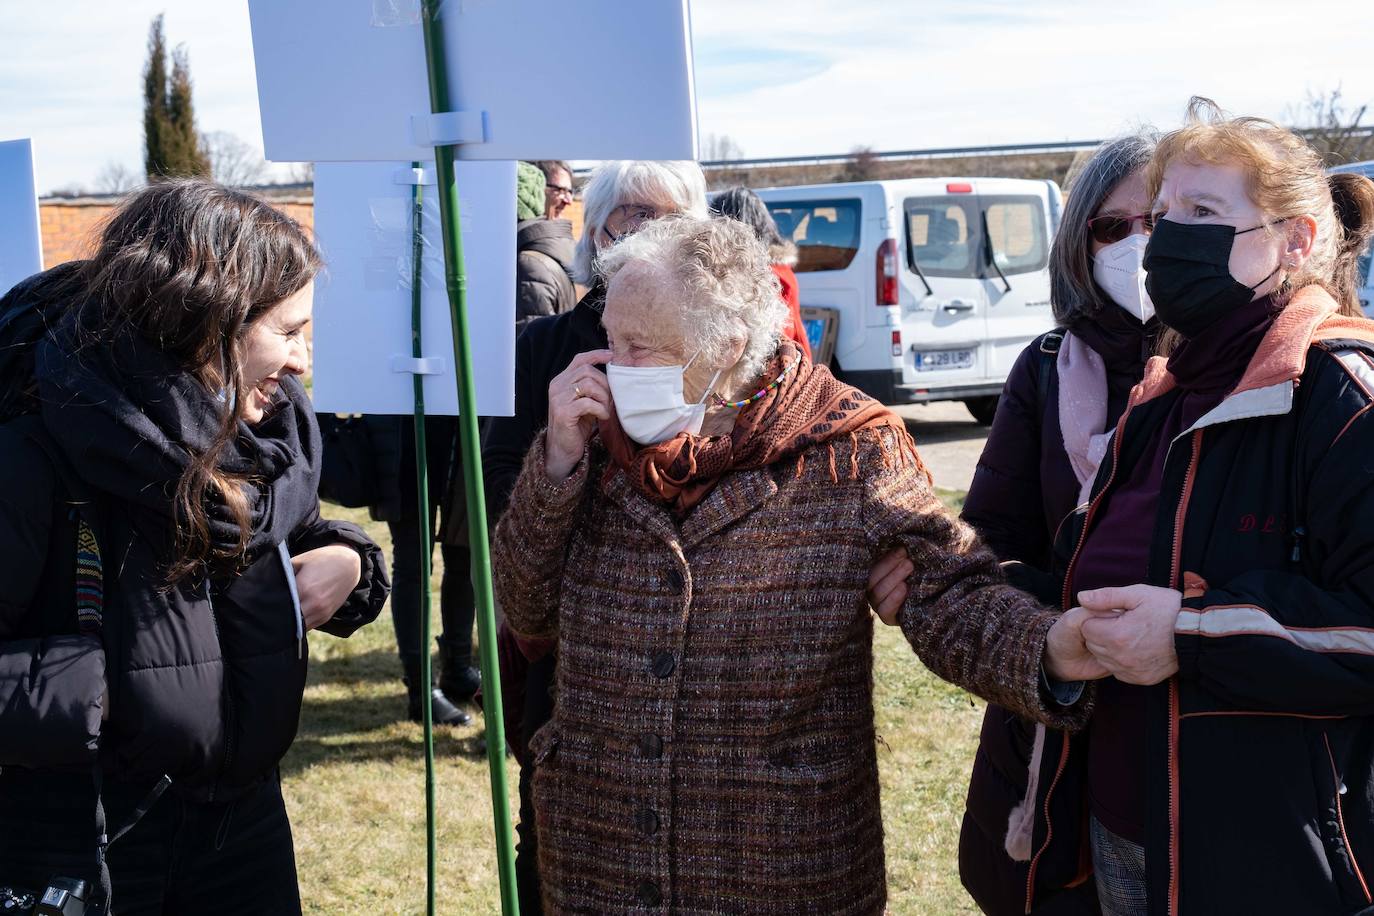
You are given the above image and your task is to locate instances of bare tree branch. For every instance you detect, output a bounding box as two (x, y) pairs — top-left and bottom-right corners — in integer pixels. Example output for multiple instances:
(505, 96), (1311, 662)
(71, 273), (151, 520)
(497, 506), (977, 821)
(842, 145), (881, 182)
(95, 161), (142, 194)
(201, 131), (270, 187)
(1286, 86), (1373, 166)
(702, 133), (745, 162)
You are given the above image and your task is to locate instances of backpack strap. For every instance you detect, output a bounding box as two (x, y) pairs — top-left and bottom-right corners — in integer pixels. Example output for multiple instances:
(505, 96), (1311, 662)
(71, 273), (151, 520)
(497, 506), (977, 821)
(1036, 329), (1066, 420)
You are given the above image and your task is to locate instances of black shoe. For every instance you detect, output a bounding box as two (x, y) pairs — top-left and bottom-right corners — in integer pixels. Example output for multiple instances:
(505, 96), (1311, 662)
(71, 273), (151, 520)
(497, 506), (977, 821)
(441, 665), (482, 704)
(404, 679), (472, 727)
(402, 654), (471, 726)
(438, 638), (482, 703)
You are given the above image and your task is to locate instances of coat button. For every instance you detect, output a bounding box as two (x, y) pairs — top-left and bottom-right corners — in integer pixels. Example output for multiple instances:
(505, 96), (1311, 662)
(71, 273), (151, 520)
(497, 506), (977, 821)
(649, 650), (676, 679)
(638, 734), (664, 759)
(637, 880), (663, 907)
(635, 807), (660, 836)
(664, 567), (684, 590)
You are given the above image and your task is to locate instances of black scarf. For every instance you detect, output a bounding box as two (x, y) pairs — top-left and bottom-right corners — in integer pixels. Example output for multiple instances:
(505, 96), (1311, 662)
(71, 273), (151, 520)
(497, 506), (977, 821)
(34, 307), (321, 563)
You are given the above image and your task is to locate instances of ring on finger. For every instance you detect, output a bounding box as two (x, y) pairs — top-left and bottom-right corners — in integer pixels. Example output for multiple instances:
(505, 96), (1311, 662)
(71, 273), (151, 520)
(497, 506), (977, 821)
(574, 385), (583, 398)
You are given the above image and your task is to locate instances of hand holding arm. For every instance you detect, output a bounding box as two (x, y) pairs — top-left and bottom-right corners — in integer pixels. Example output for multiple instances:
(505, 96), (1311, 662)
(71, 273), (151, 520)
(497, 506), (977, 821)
(867, 547), (913, 626)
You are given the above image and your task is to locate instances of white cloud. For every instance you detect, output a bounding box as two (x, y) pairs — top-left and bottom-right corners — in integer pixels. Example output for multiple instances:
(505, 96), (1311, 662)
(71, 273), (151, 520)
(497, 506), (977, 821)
(1, 0), (1371, 193)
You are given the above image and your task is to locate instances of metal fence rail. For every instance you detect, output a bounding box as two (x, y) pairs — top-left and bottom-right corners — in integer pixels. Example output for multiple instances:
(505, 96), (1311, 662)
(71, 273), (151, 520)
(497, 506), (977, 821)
(570, 125), (1374, 175)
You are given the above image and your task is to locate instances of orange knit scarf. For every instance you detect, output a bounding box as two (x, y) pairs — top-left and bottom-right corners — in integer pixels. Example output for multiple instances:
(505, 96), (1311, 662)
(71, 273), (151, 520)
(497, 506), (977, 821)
(598, 342), (926, 515)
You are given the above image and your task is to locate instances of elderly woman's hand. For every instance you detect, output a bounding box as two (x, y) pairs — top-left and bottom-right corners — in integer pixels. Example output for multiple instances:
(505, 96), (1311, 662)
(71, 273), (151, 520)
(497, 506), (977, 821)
(1045, 607), (1111, 682)
(546, 349), (614, 481)
(1077, 585), (1182, 685)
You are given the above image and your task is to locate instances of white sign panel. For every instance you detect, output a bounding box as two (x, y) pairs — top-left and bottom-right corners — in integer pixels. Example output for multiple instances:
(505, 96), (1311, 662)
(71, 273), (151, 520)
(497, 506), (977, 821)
(310, 160), (516, 416)
(248, 0), (697, 162)
(0, 139), (43, 297)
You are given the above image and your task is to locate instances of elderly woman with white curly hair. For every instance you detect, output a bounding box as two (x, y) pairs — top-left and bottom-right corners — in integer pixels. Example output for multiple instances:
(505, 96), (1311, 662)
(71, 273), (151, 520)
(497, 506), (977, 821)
(480, 158), (710, 914)
(493, 215), (1103, 914)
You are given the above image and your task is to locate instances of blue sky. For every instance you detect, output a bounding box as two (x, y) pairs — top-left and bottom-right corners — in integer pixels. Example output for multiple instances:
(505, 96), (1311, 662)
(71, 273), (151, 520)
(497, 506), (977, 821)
(1, 0), (1370, 193)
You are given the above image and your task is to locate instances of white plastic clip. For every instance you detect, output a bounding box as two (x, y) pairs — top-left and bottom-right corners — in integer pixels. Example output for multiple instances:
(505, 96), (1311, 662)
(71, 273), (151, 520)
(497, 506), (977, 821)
(393, 166), (437, 186)
(390, 355), (446, 376)
(410, 111), (486, 147)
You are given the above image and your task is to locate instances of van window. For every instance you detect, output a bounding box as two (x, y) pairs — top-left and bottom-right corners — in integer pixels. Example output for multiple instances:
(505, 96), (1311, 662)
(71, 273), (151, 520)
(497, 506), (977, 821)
(905, 200), (977, 277)
(765, 199), (862, 272)
(905, 194), (1048, 279)
(983, 197), (1049, 274)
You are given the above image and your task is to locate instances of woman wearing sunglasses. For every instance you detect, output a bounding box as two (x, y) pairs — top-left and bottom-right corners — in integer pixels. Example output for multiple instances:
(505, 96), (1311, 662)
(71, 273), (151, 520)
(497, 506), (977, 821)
(955, 132), (1161, 916)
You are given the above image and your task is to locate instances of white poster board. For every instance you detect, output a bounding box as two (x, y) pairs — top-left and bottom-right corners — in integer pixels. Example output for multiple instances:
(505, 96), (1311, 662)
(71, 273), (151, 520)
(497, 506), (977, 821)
(248, 0), (697, 162)
(310, 160), (517, 416)
(0, 139), (43, 297)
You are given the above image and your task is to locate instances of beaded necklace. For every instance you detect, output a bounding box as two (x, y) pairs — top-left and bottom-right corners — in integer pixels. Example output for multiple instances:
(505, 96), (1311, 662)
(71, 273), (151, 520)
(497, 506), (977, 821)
(709, 359), (797, 410)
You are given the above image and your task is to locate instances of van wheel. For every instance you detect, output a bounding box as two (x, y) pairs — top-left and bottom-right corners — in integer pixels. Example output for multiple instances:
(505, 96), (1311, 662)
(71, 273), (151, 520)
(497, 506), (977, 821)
(963, 396), (999, 426)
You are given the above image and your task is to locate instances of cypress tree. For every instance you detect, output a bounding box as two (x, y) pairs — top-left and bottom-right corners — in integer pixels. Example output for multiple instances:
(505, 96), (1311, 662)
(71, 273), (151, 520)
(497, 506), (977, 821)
(142, 15), (210, 179)
(142, 15), (171, 179)
(167, 47), (211, 177)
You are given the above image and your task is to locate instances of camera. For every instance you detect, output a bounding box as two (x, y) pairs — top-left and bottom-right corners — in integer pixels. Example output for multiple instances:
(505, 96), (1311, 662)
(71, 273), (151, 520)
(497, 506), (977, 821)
(0, 878), (91, 915)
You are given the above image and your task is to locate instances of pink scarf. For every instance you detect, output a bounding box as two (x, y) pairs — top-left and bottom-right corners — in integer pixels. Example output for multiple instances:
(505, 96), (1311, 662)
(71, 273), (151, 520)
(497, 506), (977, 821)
(1056, 331), (1113, 506)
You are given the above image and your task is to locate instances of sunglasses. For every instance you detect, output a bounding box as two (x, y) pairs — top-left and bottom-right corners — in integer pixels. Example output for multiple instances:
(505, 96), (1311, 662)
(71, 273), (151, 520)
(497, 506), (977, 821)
(546, 183), (575, 199)
(1086, 212), (1161, 245)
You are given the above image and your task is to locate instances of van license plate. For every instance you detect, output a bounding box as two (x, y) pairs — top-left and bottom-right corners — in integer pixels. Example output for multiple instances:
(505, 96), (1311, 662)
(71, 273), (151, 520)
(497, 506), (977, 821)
(913, 348), (975, 371)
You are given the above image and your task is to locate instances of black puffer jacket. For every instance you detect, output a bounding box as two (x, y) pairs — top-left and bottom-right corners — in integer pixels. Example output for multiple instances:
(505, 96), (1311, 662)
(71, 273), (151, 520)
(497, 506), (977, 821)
(0, 298), (388, 802)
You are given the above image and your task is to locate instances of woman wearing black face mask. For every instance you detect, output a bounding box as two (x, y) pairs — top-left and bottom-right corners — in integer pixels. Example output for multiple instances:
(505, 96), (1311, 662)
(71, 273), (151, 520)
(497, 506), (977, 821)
(1047, 98), (1374, 915)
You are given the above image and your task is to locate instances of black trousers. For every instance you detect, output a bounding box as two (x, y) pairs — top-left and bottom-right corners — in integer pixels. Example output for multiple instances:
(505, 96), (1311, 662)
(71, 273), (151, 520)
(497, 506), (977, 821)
(390, 415), (475, 666)
(0, 770), (299, 916)
(105, 775), (300, 915)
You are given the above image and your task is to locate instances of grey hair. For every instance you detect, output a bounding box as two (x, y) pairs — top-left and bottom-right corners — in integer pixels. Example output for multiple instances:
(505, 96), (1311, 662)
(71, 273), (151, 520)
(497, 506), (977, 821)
(573, 160), (709, 284)
(709, 186), (798, 266)
(596, 215), (788, 384)
(1050, 131), (1159, 326)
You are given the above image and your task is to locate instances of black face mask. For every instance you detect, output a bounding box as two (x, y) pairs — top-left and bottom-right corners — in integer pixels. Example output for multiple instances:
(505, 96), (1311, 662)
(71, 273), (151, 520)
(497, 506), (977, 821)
(1143, 218), (1284, 338)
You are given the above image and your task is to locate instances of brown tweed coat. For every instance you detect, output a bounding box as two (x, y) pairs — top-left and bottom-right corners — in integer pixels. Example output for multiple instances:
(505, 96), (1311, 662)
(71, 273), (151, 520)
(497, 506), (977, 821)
(493, 429), (1090, 915)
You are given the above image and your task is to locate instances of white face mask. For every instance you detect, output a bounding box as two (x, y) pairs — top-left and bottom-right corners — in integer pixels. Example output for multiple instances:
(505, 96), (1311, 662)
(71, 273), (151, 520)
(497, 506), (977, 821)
(606, 354), (722, 446)
(1092, 233), (1155, 324)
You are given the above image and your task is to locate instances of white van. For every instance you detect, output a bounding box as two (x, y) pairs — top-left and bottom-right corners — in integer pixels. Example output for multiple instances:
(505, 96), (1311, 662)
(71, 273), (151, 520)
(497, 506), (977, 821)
(757, 177), (1062, 423)
(1329, 160), (1374, 316)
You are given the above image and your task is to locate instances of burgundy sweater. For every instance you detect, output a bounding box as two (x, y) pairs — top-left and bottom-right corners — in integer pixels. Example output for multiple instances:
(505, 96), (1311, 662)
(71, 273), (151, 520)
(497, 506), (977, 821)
(1070, 296), (1280, 842)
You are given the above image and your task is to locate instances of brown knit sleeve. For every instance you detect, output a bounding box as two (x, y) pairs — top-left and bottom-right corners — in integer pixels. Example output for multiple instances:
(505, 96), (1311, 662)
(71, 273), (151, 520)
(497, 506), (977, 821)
(490, 431), (591, 641)
(860, 431), (1093, 730)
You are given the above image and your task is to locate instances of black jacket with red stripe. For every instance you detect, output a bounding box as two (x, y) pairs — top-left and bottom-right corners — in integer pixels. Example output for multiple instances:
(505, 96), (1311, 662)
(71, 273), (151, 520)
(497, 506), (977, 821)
(1024, 288), (1374, 916)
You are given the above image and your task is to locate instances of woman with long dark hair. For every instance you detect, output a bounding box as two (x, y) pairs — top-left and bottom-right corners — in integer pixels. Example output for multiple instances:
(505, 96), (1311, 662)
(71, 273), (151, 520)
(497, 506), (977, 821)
(0, 179), (389, 914)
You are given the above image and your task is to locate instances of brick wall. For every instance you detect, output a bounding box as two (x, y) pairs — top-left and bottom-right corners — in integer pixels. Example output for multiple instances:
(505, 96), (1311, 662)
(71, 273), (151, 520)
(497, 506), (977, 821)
(39, 195), (584, 267)
(39, 200), (112, 266)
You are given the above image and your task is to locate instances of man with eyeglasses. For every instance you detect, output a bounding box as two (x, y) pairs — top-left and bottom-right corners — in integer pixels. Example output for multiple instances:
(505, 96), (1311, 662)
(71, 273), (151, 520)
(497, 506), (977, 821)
(534, 159), (575, 220)
(516, 161), (578, 331)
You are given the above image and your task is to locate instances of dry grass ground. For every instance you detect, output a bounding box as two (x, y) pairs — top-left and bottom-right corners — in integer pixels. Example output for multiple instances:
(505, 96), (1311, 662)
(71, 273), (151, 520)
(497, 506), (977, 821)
(287, 494), (983, 914)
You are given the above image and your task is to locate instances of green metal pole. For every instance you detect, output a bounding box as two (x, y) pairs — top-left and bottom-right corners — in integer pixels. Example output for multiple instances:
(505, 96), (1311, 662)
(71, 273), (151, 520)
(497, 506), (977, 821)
(418, 5), (520, 916)
(407, 162), (438, 916)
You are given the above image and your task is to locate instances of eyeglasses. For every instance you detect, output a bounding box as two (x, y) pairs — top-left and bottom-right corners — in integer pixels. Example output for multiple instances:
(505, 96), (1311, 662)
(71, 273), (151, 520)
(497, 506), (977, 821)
(546, 183), (574, 199)
(1087, 212), (1159, 245)
(601, 203), (660, 243)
